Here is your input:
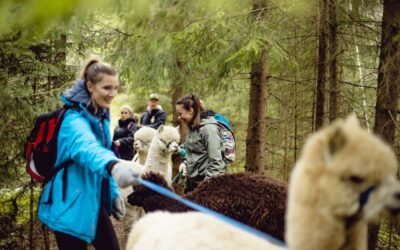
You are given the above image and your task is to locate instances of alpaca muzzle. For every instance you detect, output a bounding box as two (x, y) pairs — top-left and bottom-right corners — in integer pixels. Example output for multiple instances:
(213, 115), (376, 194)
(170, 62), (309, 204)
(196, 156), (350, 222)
(159, 139), (180, 153)
(387, 191), (400, 215)
(134, 139), (148, 151)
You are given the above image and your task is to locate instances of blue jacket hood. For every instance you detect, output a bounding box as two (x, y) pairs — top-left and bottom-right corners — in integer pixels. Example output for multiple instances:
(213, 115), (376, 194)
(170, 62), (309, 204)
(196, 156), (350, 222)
(62, 79), (90, 105)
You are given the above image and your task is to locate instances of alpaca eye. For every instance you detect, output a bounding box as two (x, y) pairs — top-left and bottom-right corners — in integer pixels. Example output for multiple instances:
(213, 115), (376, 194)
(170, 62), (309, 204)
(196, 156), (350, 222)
(349, 175), (364, 184)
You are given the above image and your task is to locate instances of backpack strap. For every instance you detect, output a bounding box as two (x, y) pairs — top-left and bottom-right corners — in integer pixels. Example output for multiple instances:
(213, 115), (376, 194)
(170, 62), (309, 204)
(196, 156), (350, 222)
(36, 117), (50, 152)
(58, 106), (79, 202)
(44, 159), (73, 204)
(43, 177), (56, 205)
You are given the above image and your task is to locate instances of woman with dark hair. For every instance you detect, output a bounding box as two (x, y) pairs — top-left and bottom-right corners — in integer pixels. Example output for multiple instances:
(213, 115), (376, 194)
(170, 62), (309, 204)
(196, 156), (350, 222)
(175, 94), (226, 193)
(38, 56), (141, 250)
(113, 105), (138, 160)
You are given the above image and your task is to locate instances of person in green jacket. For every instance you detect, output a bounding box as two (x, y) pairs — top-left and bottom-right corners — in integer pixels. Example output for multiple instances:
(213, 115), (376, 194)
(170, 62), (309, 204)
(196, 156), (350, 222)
(175, 94), (226, 193)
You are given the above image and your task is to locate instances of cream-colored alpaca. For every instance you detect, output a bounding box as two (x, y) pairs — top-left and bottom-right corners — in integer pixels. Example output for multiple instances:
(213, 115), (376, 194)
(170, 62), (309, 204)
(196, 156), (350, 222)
(143, 125), (180, 182)
(132, 127), (157, 165)
(126, 115), (400, 250)
(113, 127), (156, 247)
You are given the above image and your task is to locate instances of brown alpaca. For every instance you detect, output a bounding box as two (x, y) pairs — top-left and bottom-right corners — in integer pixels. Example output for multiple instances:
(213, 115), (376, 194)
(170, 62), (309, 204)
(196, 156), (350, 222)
(128, 171), (287, 241)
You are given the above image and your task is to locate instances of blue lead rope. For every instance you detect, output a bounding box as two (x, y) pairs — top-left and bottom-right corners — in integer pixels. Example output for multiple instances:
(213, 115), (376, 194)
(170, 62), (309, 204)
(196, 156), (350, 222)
(135, 177), (287, 247)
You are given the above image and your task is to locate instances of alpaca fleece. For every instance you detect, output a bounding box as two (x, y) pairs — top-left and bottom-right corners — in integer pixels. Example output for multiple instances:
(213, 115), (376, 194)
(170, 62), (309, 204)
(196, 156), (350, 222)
(143, 125), (180, 182)
(128, 171), (287, 240)
(132, 127), (156, 165)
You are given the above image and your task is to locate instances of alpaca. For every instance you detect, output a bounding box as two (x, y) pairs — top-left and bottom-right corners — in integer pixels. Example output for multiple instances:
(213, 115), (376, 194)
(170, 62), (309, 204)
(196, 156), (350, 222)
(143, 125), (180, 182)
(114, 125), (177, 245)
(125, 115), (400, 250)
(132, 127), (157, 165)
(127, 171), (287, 240)
(112, 127), (156, 247)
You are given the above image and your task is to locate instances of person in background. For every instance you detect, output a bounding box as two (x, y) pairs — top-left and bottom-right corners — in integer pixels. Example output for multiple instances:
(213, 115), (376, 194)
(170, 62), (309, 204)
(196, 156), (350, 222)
(139, 93), (166, 129)
(38, 56), (141, 250)
(175, 94), (226, 193)
(113, 105), (138, 160)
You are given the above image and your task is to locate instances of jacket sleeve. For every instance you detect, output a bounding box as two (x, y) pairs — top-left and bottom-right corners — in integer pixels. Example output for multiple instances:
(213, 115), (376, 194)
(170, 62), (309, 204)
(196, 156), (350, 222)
(155, 111), (166, 127)
(139, 115), (143, 125)
(110, 178), (120, 202)
(58, 111), (118, 177)
(202, 124), (226, 180)
(118, 123), (137, 147)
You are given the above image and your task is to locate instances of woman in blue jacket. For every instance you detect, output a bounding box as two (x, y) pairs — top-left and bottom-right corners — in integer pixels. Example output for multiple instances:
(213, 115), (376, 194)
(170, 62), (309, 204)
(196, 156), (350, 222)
(38, 57), (141, 250)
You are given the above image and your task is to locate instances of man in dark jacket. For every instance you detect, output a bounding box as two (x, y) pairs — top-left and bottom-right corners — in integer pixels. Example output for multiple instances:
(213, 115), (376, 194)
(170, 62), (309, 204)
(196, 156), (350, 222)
(140, 93), (166, 129)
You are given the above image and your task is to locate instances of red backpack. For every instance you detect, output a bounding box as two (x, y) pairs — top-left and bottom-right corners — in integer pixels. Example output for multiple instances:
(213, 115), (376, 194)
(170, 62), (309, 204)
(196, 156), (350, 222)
(24, 108), (73, 183)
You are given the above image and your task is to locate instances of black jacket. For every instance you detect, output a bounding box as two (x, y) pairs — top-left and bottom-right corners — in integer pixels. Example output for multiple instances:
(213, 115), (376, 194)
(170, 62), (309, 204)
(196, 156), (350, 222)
(113, 118), (138, 160)
(140, 108), (166, 129)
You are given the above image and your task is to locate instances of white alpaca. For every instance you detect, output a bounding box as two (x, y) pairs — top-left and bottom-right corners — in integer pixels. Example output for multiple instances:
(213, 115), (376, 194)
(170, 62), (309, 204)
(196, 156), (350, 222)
(132, 127), (157, 165)
(143, 125), (180, 183)
(113, 127), (156, 246)
(126, 115), (400, 250)
(115, 126), (179, 247)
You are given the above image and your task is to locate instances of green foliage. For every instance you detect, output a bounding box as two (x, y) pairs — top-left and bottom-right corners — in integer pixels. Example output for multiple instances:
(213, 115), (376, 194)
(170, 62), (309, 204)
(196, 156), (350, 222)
(0, 0), (98, 38)
(93, 0), (257, 94)
(0, 184), (42, 249)
(0, 30), (75, 187)
(394, 32), (400, 42)
(276, 0), (317, 17)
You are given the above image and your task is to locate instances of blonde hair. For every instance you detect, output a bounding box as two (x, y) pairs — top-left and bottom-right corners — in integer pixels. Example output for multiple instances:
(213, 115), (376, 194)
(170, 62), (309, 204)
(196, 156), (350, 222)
(120, 105), (133, 116)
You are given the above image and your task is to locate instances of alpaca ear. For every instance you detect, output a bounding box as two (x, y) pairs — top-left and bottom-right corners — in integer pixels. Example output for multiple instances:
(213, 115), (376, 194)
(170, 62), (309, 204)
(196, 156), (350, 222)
(345, 113), (360, 128)
(157, 125), (164, 133)
(326, 125), (347, 158)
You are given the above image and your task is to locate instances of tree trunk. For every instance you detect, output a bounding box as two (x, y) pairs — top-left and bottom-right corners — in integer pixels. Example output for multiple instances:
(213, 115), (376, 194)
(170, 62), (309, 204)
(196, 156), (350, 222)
(315, 0), (328, 130)
(369, 0), (400, 249)
(171, 57), (186, 194)
(245, 50), (268, 174)
(328, 0), (338, 122)
(348, 1), (371, 131)
(245, 0), (268, 174)
(29, 180), (34, 250)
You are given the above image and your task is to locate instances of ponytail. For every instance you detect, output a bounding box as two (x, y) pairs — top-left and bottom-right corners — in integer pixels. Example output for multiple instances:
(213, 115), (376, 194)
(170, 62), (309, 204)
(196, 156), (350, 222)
(80, 55), (117, 84)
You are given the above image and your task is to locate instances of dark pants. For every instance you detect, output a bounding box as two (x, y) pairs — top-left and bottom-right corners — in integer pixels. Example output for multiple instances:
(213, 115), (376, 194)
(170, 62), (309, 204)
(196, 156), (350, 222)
(54, 206), (119, 250)
(184, 176), (204, 194)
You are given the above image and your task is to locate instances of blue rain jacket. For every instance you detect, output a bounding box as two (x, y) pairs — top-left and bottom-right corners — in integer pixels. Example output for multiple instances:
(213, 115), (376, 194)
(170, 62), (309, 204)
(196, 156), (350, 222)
(38, 80), (119, 243)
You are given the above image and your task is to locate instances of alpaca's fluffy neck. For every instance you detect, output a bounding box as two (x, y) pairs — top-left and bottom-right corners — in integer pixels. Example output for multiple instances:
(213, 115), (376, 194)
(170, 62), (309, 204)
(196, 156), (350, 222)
(144, 139), (172, 181)
(138, 152), (148, 165)
(286, 203), (367, 250)
(286, 166), (367, 250)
